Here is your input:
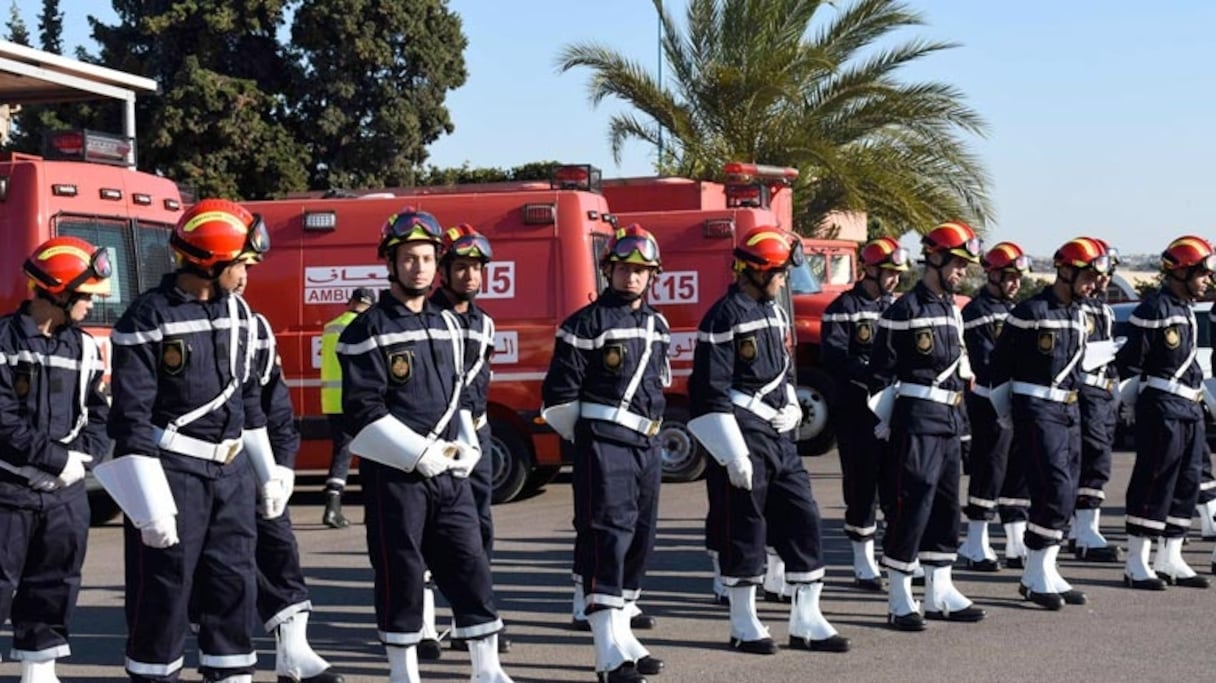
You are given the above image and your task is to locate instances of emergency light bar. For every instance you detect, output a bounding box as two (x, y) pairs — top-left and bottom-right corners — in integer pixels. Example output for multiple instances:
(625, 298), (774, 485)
(43, 129), (136, 167)
(303, 210), (337, 231)
(724, 183), (767, 209)
(723, 162), (800, 184)
(550, 164), (603, 193)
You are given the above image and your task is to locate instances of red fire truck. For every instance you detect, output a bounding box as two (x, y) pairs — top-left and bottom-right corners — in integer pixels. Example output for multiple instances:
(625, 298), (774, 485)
(0, 130), (187, 522)
(241, 164), (812, 502)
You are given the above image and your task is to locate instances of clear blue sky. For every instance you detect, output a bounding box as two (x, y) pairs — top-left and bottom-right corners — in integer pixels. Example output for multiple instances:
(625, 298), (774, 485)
(26, 0), (1216, 255)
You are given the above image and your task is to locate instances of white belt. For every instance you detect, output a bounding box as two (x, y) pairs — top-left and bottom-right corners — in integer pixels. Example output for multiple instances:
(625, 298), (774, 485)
(473, 413), (488, 430)
(897, 383), (962, 406)
(728, 389), (780, 421)
(970, 385), (992, 398)
(1011, 381), (1077, 404)
(1142, 376), (1203, 402)
(154, 427), (243, 464)
(1081, 372), (1117, 393)
(579, 403), (662, 437)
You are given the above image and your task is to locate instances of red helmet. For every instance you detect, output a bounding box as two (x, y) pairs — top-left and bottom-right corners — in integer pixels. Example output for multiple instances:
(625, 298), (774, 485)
(734, 226), (799, 272)
(24, 236), (112, 296)
(172, 198), (268, 269)
(1054, 237), (1110, 273)
(1161, 235), (1216, 272)
(1088, 237), (1120, 268)
(860, 237), (910, 271)
(982, 241), (1032, 273)
(602, 223), (661, 269)
(922, 221), (981, 263)
(442, 223), (493, 263)
(378, 208), (444, 258)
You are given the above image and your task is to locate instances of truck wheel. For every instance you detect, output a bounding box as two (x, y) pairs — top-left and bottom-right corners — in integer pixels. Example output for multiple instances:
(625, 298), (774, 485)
(796, 369), (836, 456)
(88, 489), (122, 526)
(489, 416), (532, 504)
(660, 404), (706, 482)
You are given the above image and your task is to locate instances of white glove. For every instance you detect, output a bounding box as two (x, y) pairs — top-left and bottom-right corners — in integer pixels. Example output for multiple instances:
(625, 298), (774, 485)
(1119, 402), (1135, 425)
(449, 441), (482, 479)
(725, 457), (753, 491)
(23, 466), (61, 492)
(139, 516), (180, 548)
(259, 465), (294, 519)
(771, 402), (803, 433)
(414, 441), (455, 478)
(56, 451), (93, 487)
(874, 422), (891, 441)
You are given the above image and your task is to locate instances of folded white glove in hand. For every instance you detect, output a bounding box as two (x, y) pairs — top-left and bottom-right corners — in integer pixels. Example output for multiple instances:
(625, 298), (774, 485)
(726, 457), (754, 491)
(414, 441), (455, 478)
(56, 451), (93, 487)
(771, 402), (803, 433)
(259, 466), (295, 519)
(449, 441), (482, 479)
(139, 515), (179, 549)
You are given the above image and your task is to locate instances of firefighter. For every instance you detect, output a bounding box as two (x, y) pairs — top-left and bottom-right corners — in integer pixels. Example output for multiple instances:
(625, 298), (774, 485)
(338, 209), (510, 683)
(319, 287), (375, 529)
(821, 236), (910, 590)
(0, 237), (110, 683)
(541, 223), (669, 683)
(234, 272), (344, 683)
(988, 237), (1105, 610)
(868, 221), (986, 632)
(1114, 235), (1214, 591)
(957, 242), (1032, 572)
(100, 199), (285, 682)
(429, 223), (511, 656)
(689, 226), (849, 655)
(1069, 237), (1123, 562)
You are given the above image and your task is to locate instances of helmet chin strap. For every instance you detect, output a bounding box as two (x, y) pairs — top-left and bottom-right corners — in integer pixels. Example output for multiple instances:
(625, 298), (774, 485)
(744, 268), (779, 301)
(35, 288), (78, 326)
(928, 254), (956, 294)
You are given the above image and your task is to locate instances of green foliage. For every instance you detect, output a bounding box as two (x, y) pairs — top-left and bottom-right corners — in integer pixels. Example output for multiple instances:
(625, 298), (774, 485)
(415, 161), (563, 186)
(557, 0), (991, 237)
(5, 1), (29, 46)
(289, 0), (468, 189)
(37, 0), (61, 54)
(5, 0), (80, 155)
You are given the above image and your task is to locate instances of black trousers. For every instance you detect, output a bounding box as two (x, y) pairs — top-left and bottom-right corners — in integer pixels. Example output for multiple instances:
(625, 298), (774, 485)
(1126, 400), (1205, 539)
(325, 414), (353, 493)
(880, 429), (961, 571)
(836, 397), (883, 541)
(1077, 387), (1117, 508)
(963, 393), (1015, 521)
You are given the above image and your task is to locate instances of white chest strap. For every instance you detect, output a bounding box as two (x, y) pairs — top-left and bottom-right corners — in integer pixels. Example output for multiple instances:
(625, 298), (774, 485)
(426, 310), (467, 441)
(58, 333), (96, 445)
(164, 295), (244, 435)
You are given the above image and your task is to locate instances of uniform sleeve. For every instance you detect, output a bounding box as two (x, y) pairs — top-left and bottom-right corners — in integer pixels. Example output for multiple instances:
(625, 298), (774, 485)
(75, 332), (112, 464)
(1114, 299), (1153, 379)
(962, 303), (1000, 385)
(689, 306), (737, 417)
(264, 367), (299, 468)
(0, 341), (69, 472)
(820, 298), (869, 386)
(338, 317), (390, 432)
(108, 298), (164, 458)
(541, 313), (592, 407)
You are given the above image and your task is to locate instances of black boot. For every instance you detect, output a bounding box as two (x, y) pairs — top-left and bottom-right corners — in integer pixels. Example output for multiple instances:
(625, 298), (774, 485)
(322, 491), (350, 529)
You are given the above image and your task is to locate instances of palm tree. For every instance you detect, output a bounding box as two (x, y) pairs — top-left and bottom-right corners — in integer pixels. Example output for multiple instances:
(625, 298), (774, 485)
(557, 0), (992, 236)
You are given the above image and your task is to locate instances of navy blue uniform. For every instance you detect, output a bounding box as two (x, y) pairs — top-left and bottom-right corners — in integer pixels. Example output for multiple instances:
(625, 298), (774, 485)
(962, 288), (1028, 523)
(339, 291), (501, 646)
(109, 275), (265, 682)
(691, 286), (825, 584)
(1076, 299), (1119, 509)
(1200, 306), (1216, 510)
(543, 289), (669, 609)
(989, 287), (1085, 550)
(0, 304), (109, 662)
(1114, 288), (1205, 539)
(868, 282), (968, 572)
(821, 282), (890, 541)
(432, 288), (497, 554)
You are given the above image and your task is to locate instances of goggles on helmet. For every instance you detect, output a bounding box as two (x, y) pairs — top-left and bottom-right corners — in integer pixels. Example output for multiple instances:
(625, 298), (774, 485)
(28, 246), (113, 293)
(449, 233), (493, 261)
(240, 215), (270, 259)
(957, 236), (982, 258)
(386, 212), (444, 244)
(611, 234), (660, 264)
(1088, 255), (1112, 275)
(887, 247), (911, 268)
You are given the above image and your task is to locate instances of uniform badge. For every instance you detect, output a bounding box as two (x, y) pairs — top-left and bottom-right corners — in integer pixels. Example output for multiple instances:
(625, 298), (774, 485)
(992, 319), (1004, 338)
(1037, 331), (1055, 354)
(1085, 313), (1096, 337)
(737, 335), (758, 361)
(602, 343), (625, 372)
(1164, 326), (1181, 349)
(855, 322), (873, 344)
(161, 339), (187, 375)
(914, 329), (933, 354)
(388, 351), (413, 383)
(13, 369), (30, 398)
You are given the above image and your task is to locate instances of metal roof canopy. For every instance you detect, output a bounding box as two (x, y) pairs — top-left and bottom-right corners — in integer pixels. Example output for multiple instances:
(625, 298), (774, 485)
(0, 39), (158, 166)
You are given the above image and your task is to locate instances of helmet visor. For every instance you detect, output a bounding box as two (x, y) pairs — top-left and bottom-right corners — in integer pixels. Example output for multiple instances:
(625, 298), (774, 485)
(887, 247), (911, 268)
(239, 214), (271, 261)
(387, 212), (444, 244)
(450, 233), (493, 261)
(59, 247), (113, 294)
(1012, 254), (1032, 272)
(1087, 255), (1112, 275)
(1203, 253), (1216, 273)
(611, 235), (659, 264)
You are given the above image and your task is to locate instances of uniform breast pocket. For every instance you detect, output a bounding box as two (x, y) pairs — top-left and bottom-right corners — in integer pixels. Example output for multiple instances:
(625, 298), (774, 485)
(384, 344), (416, 385)
(12, 361), (36, 410)
(160, 337), (190, 376)
(600, 343), (627, 375)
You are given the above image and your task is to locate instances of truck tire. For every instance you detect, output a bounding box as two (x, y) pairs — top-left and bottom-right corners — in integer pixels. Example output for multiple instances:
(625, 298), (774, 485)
(88, 488), (122, 526)
(659, 403), (706, 482)
(796, 368), (836, 456)
(489, 416), (533, 504)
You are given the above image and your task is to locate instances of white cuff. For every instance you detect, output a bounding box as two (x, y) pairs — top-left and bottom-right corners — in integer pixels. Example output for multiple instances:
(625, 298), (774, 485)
(242, 427), (276, 484)
(91, 455), (178, 528)
(687, 412), (748, 467)
(350, 415), (430, 472)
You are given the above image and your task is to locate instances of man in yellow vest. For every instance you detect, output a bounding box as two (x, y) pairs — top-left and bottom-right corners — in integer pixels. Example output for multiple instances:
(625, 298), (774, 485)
(320, 287), (376, 528)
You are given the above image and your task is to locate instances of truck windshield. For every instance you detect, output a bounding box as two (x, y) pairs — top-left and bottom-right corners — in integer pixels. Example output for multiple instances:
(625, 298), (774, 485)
(56, 215), (176, 325)
(787, 260), (822, 295)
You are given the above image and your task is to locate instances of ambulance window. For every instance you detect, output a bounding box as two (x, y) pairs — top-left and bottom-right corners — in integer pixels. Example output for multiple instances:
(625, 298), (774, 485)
(828, 254), (853, 285)
(134, 221), (176, 290)
(806, 253), (827, 284)
(591, 233), (610, 292)
(787, 260), (822, 295)
(55, 216), (134, 326)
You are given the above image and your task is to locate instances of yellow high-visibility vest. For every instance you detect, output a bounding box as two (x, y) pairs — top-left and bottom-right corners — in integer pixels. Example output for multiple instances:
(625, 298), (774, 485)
(320, 310), (358, 414)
